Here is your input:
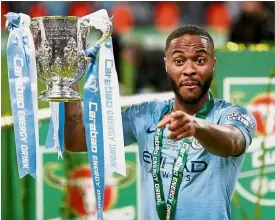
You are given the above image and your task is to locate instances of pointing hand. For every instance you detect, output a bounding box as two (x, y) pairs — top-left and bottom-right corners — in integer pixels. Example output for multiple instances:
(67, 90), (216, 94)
(157, 111), (197, 141)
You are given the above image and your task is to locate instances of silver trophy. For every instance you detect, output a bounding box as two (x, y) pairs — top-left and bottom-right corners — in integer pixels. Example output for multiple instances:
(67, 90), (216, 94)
(30, 10), (112, 102)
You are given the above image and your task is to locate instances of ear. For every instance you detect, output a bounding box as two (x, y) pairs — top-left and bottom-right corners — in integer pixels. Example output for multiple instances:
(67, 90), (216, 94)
(164, 57), (167, 72)
(212, 57), (216, 71)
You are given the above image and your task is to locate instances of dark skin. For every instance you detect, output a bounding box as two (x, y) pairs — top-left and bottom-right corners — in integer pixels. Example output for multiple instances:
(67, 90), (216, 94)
(65, 83), (87, 152)
(65, 34), (246, 157)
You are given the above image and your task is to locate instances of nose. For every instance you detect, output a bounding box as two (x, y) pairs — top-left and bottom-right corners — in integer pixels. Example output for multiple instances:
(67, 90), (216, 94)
(182, 60), (196, 76)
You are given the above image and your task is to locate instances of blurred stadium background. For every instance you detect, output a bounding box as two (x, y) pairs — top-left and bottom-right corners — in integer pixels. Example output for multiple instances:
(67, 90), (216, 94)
(1, 1), (275, 220)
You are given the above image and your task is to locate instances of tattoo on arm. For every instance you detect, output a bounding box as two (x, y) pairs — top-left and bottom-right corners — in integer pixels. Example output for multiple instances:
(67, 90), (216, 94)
(65, 112), (87, 151)
(66, 114), (84, 132)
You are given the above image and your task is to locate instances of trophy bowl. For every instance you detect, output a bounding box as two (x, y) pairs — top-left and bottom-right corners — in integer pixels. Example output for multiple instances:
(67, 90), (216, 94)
(30, 12), (112, 102)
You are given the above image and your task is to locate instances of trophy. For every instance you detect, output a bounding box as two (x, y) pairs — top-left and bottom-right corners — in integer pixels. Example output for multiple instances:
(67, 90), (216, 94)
(30, 11), (112, 102)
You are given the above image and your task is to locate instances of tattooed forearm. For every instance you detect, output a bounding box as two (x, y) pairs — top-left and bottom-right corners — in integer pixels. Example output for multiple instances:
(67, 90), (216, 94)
(66, 114), (84, 133)
(65, 100), (87, 152)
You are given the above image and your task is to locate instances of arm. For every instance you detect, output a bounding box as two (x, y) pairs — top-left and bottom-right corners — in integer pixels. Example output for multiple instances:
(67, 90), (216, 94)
(157, 108), (256, 158)
(193, 119), (245, 157)
(64, 83), (87, 152)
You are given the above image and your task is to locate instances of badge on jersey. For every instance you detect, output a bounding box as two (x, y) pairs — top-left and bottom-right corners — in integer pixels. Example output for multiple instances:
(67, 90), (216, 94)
(191, 138), (203, 150)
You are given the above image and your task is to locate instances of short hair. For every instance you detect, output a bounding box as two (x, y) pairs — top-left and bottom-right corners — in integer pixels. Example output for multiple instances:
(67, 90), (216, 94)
(165, 25), (214, 51)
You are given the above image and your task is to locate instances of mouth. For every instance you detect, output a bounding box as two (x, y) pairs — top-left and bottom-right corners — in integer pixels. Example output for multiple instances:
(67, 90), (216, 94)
(180, 81), (200, 88)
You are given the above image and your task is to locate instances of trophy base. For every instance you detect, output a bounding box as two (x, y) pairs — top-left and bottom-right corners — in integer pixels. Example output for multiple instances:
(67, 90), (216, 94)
(39, 87), (82, 102)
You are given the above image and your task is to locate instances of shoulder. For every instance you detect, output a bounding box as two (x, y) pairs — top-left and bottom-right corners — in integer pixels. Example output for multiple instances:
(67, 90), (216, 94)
(213, 98), (256, 132)
(122, 99), (172, 121)
(214, 98), (254, 117)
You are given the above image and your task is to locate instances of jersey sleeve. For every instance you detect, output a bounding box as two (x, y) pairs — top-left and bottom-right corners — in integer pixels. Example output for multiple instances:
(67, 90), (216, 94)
(219, 106), (257, 150)
(121, 105), (137, 146)
(121, 100), (163, 146)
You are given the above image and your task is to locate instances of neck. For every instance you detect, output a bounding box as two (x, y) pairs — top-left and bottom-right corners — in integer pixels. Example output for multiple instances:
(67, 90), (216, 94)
(173, 92), (209, 115)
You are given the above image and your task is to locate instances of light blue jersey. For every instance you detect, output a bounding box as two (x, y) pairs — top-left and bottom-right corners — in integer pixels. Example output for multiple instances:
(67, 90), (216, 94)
(122, 96), (256, 220)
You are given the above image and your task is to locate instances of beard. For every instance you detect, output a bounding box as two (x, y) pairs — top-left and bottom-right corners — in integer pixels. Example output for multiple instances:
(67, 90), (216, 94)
(168, 74), (213, 104)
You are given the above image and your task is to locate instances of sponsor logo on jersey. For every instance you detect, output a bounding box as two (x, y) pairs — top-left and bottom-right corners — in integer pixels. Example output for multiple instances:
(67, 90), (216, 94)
(227, 112), (254, 128)
(143, 150), (208, 180)
(191, 138), (203, 150)
(146, 126), (156, 134)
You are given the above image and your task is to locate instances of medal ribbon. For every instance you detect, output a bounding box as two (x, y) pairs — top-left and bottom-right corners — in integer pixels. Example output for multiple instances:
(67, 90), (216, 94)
(152, 91), (215, 220)
(45, 102), (65, 159)
(83, 45), (104, 220)
(98, 37), (126, 177)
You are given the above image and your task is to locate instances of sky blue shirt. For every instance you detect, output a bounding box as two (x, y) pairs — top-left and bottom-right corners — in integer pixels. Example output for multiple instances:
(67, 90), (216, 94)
(122, 96), (256, 220)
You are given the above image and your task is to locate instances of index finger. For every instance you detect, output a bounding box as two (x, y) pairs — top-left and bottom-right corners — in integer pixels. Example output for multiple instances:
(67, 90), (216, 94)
(157, 115), (172, 128)
(170, 111), (187, 119)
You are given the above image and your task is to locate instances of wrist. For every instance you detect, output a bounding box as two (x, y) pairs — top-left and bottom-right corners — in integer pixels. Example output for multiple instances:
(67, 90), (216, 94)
(193, 117), (204, 138)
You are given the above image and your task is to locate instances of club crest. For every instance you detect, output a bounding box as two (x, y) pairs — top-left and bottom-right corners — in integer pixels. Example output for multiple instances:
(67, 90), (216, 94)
(191, 138), (203, 150)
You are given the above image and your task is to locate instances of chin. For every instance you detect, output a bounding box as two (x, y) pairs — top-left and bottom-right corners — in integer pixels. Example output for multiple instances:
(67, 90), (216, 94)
(181, 97), (201, 104)
(178, 93), (201, 104)
(178, 89), (202, 104)
(181, 88), (200, 97)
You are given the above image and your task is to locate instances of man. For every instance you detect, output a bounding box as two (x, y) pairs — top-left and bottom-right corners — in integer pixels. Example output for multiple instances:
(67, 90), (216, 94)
(65, 25), (256, 220)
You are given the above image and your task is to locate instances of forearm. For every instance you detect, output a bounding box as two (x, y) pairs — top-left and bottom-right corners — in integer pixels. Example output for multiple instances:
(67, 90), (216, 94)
(194, 119), (245, 157)
(64, 84), (87, 152)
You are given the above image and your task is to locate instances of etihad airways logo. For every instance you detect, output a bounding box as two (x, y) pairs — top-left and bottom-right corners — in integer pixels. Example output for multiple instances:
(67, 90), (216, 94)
(143, 150), (208, 179)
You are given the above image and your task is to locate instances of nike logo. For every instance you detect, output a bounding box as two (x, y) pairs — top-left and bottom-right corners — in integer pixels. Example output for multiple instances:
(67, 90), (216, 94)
(146, 127), (156, 134)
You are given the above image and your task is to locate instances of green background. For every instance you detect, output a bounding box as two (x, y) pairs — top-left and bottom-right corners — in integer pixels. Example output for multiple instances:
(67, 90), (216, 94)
(228, 82), (275, 220)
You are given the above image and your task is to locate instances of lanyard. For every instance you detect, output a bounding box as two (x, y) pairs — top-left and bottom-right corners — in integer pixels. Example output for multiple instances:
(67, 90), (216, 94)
(152, 91), (215, 220)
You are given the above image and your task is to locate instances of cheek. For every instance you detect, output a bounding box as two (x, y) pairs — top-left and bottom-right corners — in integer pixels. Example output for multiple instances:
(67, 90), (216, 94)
(167, 66), (182, 79)
(197, 66), (213, 81)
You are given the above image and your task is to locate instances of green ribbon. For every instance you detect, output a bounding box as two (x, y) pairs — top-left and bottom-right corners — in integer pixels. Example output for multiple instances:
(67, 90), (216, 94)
(152, 91), (215, 220)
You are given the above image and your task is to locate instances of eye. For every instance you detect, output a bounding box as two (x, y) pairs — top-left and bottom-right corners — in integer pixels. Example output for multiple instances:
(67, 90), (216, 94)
(196, 57), (206, 65)
(175, 59), (184, 65)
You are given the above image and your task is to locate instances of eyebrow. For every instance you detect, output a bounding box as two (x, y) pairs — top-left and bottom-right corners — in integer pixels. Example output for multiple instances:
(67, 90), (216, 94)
(172, 48), (208, 55)
(195, 49), (208, 54)
(172, 49), (184, 55)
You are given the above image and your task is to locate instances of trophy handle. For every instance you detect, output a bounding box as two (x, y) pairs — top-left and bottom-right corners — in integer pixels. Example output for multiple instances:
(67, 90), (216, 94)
(78, 9), (113, 46)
